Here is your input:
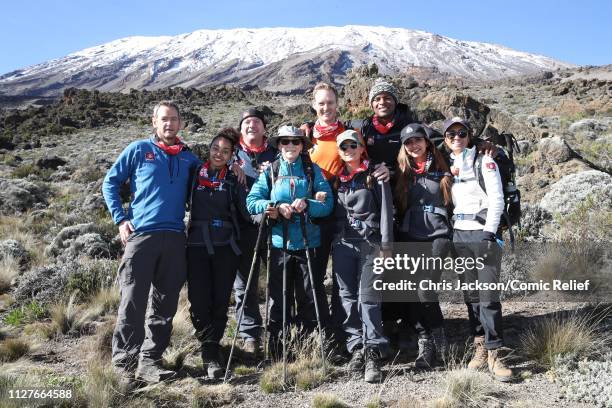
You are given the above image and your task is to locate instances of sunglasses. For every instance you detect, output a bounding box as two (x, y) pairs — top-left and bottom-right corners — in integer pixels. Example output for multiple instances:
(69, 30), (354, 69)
(445, 130), (468, 139)
(339, 143), (359, 151)
(279, 138), (302, 146)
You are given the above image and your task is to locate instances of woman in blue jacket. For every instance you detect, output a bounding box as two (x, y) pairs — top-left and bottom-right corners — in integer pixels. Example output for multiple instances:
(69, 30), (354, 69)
(246, 125), (333, 353)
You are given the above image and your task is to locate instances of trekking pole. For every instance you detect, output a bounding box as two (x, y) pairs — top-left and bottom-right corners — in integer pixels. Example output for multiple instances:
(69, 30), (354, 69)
(224, 211), (269, 383)
(282, 217), (289, 384)
(263, 217), (273, 362)
(298, 212), (327, 376)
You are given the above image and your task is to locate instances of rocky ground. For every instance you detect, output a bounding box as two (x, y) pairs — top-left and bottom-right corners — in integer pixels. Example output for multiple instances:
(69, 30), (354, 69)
(0, 65), (611, 407)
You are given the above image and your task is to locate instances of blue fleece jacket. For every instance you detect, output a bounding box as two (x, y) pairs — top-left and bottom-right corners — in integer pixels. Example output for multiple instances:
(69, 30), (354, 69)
(102, 137), (200, 233)
(246, 156), (333, 250)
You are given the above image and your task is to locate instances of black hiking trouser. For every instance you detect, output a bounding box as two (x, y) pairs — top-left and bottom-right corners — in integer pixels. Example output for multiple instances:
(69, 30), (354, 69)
(112, 231), (187, 368)
(267, 247), (330, 348)
(233, 226), (266, 341)
(453, 229), (504, 350)
(402, 236), (450, 338)
(312, 221), (343, 344)
(187, 245), (239, 347)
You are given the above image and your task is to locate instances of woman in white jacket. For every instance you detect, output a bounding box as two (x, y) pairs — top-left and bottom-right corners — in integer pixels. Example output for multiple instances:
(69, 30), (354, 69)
(444, 117), (513, 382)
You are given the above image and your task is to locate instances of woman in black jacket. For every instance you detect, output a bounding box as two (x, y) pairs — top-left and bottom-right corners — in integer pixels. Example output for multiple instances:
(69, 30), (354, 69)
(393, 123), (454, 368)
(332, 129), (393, 383)
(187, 128), (253, 379)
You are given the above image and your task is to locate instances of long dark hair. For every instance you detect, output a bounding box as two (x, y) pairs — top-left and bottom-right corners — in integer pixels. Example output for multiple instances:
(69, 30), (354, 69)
(394, 139), (453, 216)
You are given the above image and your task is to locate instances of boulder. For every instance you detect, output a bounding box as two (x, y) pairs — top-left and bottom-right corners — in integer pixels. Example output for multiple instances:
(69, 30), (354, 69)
(537, 136), (573, 164)
(45, 223), (111, 260)
(35, 155), (67, 170)
(0, 178), (49, 214)
(540, 170), (612, 216)
(568, 118), (612, 134)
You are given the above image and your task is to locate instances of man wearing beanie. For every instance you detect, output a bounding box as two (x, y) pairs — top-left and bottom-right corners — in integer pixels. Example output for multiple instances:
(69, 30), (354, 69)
(348, 78), (414, 176)
(233, 108), (278, 355)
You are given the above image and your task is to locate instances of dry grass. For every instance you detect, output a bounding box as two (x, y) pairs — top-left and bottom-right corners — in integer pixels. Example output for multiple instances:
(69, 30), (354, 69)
(430, 368), (496, 408)
(312, 393), (349, 408)
(0, 338), (30, 362)
(92, 319), (116, 361)
(79, 359), (124, 408)
(0, 254), (20, 294)
(233, 365), (256, 376)
(192, 383), (240, 407)
(520, 306), (612, 368)
(50, 292), (81, 335)
(79, 285), (120, 323)
(260, 327), (330, 393)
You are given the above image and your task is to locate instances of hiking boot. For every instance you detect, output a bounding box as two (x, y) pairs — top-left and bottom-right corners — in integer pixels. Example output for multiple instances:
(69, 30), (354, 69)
(207, 359), (224, 380)
(364, 348), (383, 383)
(202, 342), (224, 380)
(431, 326), (448, 362)
(415, 336), (436, 369)
(243, 339), (260, 356)
(467, 336), (488, 370)
(488, 349), (514, 382)
(135, 359), (177, 383)
(347, 347), (365, 372)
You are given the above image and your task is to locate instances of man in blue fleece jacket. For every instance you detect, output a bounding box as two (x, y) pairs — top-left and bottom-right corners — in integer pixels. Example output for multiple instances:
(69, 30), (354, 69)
(102, 101), (199, 384)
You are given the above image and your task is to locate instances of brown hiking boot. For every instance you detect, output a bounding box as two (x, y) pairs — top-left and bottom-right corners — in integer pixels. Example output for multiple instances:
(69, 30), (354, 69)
(467, 336), (487, 370)
(488, 349), (514, 382)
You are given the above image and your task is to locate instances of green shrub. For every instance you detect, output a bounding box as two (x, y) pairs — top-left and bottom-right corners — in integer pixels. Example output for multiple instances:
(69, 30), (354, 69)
(4, 300), (46, 326)
(11, 164), (53, 180)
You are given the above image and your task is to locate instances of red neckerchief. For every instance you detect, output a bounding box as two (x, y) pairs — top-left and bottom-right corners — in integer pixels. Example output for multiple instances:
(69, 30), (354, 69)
(313, 120), (344, 139)
(372, 115), (394, 135)
(413, 161), (427, 174)
(198, 161), (228, 189)
(240, 137), (268, 154)
(154, 137), (184, 156)
(339, 160), (369, 183)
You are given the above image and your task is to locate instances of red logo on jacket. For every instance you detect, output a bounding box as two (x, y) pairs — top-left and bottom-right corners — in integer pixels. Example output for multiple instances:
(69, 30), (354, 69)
(485, 162), (496, 170)
(145, 152), (155, 161)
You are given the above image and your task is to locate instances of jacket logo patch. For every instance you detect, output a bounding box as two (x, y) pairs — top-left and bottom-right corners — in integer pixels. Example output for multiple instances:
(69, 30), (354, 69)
(485, 162), (496, 170)
(145, 152), (155, 161)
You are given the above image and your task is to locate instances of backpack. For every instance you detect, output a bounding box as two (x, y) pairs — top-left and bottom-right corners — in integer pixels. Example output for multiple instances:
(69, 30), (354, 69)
(473, 133), (522, 245)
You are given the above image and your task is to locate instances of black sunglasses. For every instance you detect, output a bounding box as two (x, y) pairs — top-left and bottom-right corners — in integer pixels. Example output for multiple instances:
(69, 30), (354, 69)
(279, 138), (302, 146)
(445, 130), (468, 139)
(340, 143), (359, 151)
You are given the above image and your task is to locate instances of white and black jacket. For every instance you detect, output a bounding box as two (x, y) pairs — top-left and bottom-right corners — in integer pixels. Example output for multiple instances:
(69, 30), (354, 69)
(450, 147), (504, 234)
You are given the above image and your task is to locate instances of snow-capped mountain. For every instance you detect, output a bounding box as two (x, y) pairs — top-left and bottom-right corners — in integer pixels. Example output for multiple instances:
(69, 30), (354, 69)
(0, 25), (573, 96)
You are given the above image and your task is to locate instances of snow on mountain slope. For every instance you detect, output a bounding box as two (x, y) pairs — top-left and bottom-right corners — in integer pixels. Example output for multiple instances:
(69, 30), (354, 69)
(0, 25), (574, 96)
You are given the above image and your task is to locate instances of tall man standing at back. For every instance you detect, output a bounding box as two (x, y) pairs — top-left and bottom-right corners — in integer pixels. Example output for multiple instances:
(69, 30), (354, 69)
(102, 101), (200, 384)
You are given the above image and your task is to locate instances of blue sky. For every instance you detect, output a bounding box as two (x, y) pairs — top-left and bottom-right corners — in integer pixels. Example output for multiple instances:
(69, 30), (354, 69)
(2, 0), (610, 75)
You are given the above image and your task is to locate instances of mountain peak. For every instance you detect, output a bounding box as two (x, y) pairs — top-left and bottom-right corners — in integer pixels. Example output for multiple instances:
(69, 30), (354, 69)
(0, 25), (574, 97)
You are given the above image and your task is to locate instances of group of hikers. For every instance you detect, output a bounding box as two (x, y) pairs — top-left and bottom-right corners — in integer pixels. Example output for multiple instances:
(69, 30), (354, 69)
(102, 78), (514, 388)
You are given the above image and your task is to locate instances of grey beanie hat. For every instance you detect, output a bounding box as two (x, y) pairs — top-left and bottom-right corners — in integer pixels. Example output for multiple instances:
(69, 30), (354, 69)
(368, 78), (399, 105)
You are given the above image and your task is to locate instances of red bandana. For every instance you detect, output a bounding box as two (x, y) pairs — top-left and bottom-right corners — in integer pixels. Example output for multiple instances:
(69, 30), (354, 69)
(240, 137), (268, 154)
(198, 161), (228, 189)
(372, 116), (394, 135)
(154, 137), (184, 156)
(413, 161), (427, 175)
(314, 120), (345, 139)
(339, 160), (369, 182)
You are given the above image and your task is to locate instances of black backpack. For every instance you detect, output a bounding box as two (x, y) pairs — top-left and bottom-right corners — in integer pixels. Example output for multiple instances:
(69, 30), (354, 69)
(473, 133), (522, 244)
